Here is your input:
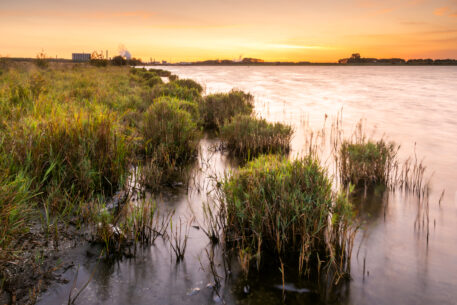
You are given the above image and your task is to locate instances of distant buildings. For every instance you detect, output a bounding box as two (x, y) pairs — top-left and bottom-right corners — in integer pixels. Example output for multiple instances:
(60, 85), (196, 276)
(241, 58), (264, 64)
(72, 53), (91, 62)
(339, 53), (405, 64)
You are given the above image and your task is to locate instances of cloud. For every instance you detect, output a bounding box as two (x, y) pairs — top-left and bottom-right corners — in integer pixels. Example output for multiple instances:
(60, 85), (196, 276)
(0, 10), (156, 20)
(434, 6), (451, 16)
(434, 2), (457, 17)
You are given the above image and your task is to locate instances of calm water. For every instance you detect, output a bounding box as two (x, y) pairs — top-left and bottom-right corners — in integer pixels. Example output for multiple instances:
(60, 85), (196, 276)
(39, 66), (457, 305)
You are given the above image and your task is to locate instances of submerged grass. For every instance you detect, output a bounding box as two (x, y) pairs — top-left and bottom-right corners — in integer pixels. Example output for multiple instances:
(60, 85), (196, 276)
(220, 114), (293, 159)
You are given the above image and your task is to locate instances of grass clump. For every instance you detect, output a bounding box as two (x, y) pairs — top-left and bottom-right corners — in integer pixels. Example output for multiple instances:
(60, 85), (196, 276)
(339, 139), (397, 188)
(199, 90), (254, 130)
(140, 99), (200, 187)
(130, 69), (163, 88)
(173, 79), (203, 94)
(222, 155), (355, 281)
(220, 114), (293, 159)
(154, 96), (201, 125)
(147, 68), (172, 77)
(151, 82), (202, 103)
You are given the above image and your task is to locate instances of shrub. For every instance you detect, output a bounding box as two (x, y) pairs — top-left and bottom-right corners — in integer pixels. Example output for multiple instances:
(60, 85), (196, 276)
(339, 139), (397, 188)
(140, 99), (199, 186)
(90, 59), (109, 67)
(35, 51), (49, 69)
(111, 56), (126, 66)
(151, 82), (202, 102)
(222, 155), (354, 279)
(220, 115), (293, 159)
(145, 76), (163, 88)
(199, 90), (254, 130)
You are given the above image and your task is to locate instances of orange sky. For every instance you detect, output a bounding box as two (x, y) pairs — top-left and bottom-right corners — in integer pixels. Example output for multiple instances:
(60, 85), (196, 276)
(1, 0), (457, 62)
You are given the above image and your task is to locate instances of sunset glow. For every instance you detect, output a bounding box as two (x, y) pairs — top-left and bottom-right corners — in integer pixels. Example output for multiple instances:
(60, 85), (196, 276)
(1, 0), (457, 62)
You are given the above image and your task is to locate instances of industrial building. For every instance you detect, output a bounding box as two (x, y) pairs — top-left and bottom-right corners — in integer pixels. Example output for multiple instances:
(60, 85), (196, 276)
(72, 53), (91, 62)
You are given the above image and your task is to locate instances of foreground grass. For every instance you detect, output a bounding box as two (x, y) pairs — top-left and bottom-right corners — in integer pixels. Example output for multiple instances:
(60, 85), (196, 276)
(222, 155), (355, 283)
(0, 62), (260, 258)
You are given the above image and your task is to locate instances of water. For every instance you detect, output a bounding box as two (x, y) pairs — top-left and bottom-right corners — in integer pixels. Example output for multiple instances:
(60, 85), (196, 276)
(39, 66), (457, 304)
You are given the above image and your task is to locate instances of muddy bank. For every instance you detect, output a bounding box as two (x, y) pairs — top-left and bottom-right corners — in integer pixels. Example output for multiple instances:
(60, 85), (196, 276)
(0, 220), (89, 304)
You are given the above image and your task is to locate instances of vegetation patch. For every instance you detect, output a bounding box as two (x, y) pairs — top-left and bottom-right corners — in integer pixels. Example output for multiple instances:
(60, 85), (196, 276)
(222, 155), (355, 282)
(220, 114), (293, 159)
(151, 82), (202, 102)
(140, 98), (200, 187)
(173, 79), (204, 94)
(199, 90), (254, 130)
(339, 139), (397, 189)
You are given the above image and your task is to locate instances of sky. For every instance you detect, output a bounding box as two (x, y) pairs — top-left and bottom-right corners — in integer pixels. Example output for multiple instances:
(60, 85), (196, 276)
(0, 0), (457, 62)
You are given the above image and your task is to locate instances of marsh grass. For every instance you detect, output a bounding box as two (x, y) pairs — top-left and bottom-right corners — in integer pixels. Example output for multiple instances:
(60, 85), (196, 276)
(222, 155), (356, 283)
(169, 216), (192, 261)
(151, 82), (202, 102)
(140, 98), (200, 189)
(5, 112), (131, 210)
(0, 65), (156, 254)
(86, 195), (173, 256)
(173, 79), (204, 94)
(220, 114), (293, 160)
(339, 140), (398, 189)
(0, 172), (36, 250)
(199, 90), (254, 130)
(130, 69), (163, 88)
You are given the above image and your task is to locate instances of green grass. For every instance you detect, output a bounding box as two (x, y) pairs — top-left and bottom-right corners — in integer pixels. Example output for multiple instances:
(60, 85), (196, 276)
(199, 90), (254, 130)
(173, 79), (204, 94)
(151, 82), (202, 102)
(220, 114), (293, 159)
(4, 112), (131, 210)
(0, 171), (36, 250)
(140, 98), (200, 188)
(222, 154), (355, 281)
(0, 64), (205, 255)
(339, 139), (397, 188)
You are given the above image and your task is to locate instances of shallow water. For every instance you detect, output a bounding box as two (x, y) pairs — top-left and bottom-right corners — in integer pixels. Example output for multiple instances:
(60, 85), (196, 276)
(39, 66), (457, 304)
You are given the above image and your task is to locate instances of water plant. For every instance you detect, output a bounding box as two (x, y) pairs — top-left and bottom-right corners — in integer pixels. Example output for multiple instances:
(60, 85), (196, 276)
(221, 154), (355, 283)
(169, 216), (192, 261)
(339, 139), (398, 189)
(220, 114), (293, 159)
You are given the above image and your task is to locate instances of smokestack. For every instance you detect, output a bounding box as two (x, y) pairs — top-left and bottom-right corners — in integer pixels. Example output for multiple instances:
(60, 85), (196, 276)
(106, 50), (108, 60)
